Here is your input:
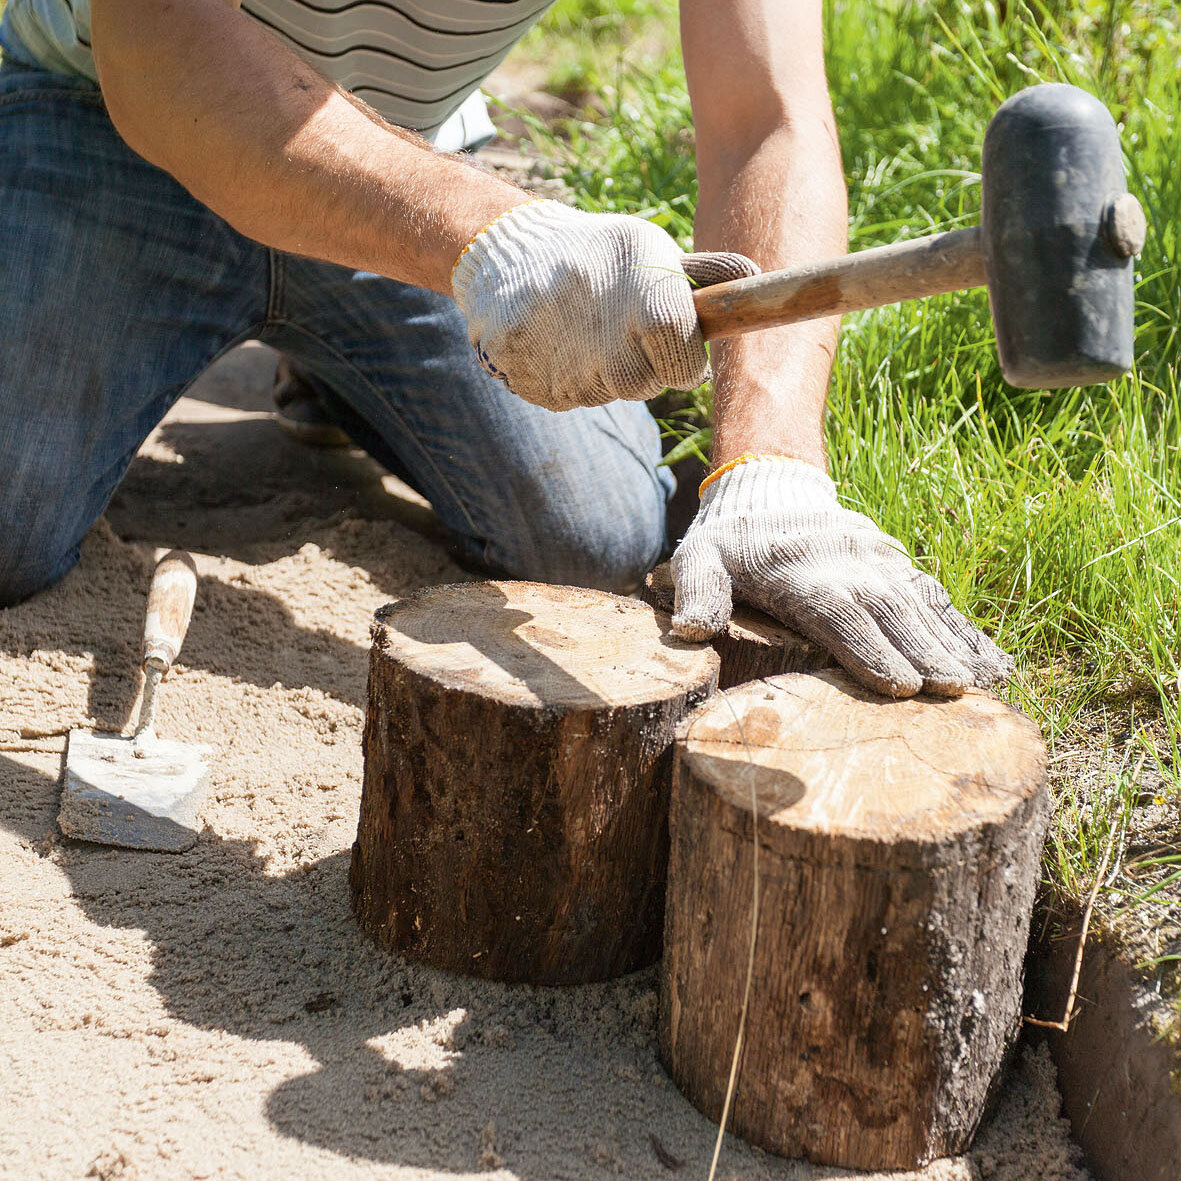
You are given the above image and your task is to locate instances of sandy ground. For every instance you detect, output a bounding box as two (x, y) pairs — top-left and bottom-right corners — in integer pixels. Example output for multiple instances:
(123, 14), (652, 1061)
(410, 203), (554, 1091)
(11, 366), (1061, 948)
(0, 344), (1092, 1180)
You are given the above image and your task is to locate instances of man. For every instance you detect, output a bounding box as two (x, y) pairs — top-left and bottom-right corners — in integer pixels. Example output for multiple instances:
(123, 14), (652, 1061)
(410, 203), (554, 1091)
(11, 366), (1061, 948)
(0, 0), (1011, 698)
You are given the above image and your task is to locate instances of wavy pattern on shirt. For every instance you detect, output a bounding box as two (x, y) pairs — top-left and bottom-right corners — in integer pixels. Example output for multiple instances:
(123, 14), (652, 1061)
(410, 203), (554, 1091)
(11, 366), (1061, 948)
(240, 0), (552, 135)
(0, 0), (553, 141)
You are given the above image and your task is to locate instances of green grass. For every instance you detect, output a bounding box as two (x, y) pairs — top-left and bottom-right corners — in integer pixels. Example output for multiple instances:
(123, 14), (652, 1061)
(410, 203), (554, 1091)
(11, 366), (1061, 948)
(518, 0), (678, 100)
(516, 0), (1181, 950)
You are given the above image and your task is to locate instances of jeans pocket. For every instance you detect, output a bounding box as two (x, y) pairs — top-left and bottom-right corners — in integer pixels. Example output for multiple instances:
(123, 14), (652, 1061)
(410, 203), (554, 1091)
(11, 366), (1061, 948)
(0, 58), (102, 107)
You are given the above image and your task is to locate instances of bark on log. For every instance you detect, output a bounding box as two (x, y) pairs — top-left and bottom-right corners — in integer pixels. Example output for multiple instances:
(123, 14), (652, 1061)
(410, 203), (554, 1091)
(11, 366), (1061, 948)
(350, 580), (719, 984)
(660, 670), (1049, 1169)
(641, 562), (833, 689)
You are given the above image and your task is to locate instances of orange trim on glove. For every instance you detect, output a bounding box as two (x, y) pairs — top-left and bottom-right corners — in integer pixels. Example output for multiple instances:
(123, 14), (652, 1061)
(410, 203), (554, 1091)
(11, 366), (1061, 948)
(450, 198), (549, 283)
(698, 453), (815, 497)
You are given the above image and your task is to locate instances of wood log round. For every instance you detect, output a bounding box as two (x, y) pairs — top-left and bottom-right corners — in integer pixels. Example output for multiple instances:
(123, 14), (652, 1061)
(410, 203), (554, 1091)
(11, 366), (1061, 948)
(659, 670), (1049, 1170)
(350, 580), (719, 984)
(641, 562), (833, 690)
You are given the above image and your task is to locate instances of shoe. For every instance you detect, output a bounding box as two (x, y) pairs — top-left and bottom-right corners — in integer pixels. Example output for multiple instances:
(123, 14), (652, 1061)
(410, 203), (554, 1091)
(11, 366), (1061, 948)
(271, 358), (353, 448)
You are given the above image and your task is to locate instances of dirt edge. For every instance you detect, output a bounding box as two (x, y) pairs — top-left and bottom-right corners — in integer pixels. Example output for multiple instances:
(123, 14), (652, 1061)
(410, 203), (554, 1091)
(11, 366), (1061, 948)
(1025, 904), (1181, 1181)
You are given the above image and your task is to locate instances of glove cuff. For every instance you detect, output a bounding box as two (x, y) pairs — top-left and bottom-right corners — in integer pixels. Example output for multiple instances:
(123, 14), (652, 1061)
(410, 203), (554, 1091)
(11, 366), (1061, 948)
(698, 453), (836, 515)
(699, 453), (830, 495)
(451, 198), (576, 295)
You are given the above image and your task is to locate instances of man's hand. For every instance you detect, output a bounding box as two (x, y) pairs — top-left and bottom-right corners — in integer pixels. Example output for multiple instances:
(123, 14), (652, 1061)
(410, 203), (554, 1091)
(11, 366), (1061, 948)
(451, 201), (758, 410)
(671, 456), (1013, 698)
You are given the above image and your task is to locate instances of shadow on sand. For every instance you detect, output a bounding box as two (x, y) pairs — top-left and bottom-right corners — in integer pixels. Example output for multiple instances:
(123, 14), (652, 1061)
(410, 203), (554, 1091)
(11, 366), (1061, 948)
(0, 751), (769, 1178)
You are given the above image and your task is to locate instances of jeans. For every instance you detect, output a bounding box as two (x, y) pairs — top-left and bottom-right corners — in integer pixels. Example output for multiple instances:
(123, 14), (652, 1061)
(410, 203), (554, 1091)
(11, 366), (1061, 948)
(0, 55), (674, 607)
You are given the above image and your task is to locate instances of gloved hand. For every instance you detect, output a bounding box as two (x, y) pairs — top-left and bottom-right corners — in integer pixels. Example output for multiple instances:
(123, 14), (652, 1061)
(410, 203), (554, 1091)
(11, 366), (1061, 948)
(671, 455), (1013, 698)
(451, 199), (758, 411)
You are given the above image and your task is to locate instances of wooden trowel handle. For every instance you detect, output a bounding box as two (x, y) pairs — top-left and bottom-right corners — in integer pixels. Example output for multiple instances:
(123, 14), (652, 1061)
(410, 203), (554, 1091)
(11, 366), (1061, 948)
(694, 226), (987, 341)
(142, 550), (198, 673)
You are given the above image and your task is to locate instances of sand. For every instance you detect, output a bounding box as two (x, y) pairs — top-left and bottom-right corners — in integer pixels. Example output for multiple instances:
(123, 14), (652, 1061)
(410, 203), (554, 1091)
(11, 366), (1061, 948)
(0, 344), (1092, 1180)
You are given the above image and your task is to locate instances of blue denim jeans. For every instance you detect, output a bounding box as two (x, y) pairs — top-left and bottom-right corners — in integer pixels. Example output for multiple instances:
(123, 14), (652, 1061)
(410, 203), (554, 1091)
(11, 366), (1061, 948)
(0, 54), (674, 606)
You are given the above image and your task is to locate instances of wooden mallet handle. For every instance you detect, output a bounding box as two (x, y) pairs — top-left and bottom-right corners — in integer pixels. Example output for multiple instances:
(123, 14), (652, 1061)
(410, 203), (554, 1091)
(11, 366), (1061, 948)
(142, 550), (198, 673)
(694, 226), (987, 341)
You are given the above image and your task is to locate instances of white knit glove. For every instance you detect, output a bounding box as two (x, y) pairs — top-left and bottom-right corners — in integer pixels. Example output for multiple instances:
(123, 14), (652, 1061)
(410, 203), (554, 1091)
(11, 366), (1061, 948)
(451, 200), (758, 411)
(671, 456), (1014, 698)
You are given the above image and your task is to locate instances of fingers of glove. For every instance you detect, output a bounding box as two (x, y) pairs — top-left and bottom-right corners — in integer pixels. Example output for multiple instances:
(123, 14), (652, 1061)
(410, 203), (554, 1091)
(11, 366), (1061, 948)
(853, 584), (974, 698)
(680, 251), (762, 288)
(760, 587), (924, 699)
(476, 315), (699, 407)
(593, 216), (709, 396)
(671, 545), (733, 641)
(911, 572), (1015, 689)
(917, 597), (1012, 691)
(633, 292), (711, 395)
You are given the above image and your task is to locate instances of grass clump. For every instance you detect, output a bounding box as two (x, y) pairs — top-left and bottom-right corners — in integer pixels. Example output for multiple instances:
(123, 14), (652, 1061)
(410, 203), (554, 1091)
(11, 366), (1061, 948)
(517, 0), (678, 102)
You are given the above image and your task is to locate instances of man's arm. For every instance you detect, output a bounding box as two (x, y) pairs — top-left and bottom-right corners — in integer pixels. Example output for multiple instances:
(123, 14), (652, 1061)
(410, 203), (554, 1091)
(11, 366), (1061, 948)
(681, 0), (847, 471)
(89, 0), (531, 292)
(90, 0), (767, 431)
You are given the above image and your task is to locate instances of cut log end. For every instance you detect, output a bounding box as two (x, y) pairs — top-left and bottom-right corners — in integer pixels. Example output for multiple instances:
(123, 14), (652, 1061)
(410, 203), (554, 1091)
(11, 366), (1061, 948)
(372, 579), (716, 709)
(660, 669), (1049, 1169)
(682, 669), (1043, 843)
(352, 581), (719, 984)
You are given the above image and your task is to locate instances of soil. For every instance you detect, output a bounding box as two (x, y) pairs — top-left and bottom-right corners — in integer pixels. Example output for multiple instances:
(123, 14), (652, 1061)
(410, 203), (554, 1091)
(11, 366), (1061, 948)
(0, 344), (1093, 1179)
(1042, 718), (1181, 1014)
(1024, 727), (1181, 1180)
(1027, 914), (1181, 1181)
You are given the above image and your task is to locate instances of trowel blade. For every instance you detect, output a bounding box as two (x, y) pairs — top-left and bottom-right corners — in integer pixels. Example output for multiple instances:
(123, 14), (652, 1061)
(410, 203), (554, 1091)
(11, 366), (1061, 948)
(59, 728), (213, 852)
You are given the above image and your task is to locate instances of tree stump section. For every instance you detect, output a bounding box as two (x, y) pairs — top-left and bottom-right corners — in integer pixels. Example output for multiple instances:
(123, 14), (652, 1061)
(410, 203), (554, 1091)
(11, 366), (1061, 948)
(350, 580), (719, 984)
(641, 562), (833, 689)
(660, 670), (1049, 1170)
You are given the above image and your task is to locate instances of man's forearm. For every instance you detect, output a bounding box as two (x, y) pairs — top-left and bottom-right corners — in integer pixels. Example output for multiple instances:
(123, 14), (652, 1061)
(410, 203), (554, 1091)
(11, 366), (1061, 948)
(694, 113), (848, 471)
(682, 0), (848, 472)
(91, 0), (531, 292)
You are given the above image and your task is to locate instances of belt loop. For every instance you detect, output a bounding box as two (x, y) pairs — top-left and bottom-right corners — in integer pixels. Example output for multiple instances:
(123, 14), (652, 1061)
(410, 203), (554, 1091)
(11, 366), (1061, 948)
(266, 248), (286, 323)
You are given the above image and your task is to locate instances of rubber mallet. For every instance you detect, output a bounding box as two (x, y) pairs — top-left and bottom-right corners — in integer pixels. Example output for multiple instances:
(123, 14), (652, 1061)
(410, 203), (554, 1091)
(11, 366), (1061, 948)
(694, 83), (1145, 388)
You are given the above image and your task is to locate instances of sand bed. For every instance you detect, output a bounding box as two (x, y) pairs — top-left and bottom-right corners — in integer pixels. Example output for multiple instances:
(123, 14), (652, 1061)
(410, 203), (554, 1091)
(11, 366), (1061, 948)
(0, 345), (1091, 1180)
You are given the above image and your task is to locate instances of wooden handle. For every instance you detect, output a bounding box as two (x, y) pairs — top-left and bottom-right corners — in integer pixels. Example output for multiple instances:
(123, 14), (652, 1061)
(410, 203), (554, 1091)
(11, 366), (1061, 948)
(142, 550), (198, 672)
(694, 226), (987, 341)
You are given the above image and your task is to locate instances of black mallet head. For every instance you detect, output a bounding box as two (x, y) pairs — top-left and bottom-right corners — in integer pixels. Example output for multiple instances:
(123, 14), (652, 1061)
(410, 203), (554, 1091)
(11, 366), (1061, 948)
(981, 83), (1145, 389)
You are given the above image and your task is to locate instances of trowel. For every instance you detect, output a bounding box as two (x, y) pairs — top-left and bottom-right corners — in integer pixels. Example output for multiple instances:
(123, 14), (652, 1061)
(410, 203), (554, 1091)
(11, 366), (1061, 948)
(59, 550), (212, 852)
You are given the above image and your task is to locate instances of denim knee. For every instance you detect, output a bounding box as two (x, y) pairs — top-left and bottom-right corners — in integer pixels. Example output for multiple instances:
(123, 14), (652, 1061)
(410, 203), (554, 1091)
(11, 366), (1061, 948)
(486, 462), (673, 594)
(0, 460), (83, 608)
(0, 544), (75, 608)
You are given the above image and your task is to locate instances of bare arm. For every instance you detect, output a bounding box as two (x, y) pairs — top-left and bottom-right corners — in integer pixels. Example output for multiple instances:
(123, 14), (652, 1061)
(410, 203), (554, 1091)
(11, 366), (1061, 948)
(89, 0), (531, 292)
(681, 0), (847, 470)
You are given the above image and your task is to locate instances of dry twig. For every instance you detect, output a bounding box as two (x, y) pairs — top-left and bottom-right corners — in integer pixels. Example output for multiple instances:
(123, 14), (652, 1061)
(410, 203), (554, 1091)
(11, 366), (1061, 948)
(707, 692), (761, 1181)
(1025, 817), (1119, 1031)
